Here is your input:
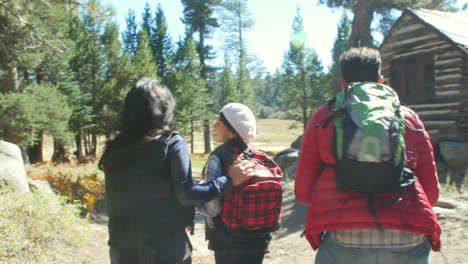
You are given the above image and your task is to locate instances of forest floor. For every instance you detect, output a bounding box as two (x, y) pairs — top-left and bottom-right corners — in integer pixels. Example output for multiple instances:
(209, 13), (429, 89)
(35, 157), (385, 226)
(85, 177), (468, 264)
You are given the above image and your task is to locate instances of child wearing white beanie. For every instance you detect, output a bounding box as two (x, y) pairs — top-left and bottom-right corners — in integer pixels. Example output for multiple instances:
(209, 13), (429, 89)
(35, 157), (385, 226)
(197, 103), (273, 264)
(218, 103), (256, 140)
(198, 102), (256, 221)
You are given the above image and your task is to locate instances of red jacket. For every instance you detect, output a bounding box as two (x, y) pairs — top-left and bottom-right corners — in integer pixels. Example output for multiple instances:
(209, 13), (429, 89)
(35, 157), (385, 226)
(294, 104), (442, 251)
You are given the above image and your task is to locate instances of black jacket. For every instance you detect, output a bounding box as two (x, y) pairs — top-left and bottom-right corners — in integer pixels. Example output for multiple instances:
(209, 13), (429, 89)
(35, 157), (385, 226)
(104, 133), (194, 247)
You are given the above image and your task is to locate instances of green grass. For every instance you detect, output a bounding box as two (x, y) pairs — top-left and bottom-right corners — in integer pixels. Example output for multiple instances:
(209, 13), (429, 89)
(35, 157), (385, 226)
(189, 119), (303, 154)
(251, 119), (303, 153)
(187, 119), (303, 166)
(0, 188), (91, 263)
(191, 154), (208, 169)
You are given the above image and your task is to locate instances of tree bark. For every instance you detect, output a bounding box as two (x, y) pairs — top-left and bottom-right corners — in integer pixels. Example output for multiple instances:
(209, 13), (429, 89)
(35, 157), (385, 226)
(190, 119), (195, 154)
(203, 121), (211, 154)
(92, 133), (98, 157)
(1, 64), (19, 93)
(237, 9), (245, 96)
(52, 137), (69, 163)
(23, 70), (31, 84)
(75, 133), (84, 160)
(199, 23), (212, 154)
(84, 133), (90, 155)
(2, 124), (15, 145)
(27, 131), (44, 164)
(21, 147), (31, 168)
(350, 0), (374, 47)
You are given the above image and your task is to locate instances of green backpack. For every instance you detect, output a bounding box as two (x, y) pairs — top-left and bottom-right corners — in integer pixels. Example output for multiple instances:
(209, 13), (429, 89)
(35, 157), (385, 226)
(328, 82), (415, 205)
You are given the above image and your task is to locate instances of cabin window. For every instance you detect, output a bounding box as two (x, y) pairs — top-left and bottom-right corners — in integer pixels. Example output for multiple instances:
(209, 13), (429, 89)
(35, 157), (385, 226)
(390, 55), (434, 97)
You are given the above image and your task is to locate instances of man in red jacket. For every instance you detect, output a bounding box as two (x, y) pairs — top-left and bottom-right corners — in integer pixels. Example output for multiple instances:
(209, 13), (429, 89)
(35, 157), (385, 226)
(295, 47), (441, 264)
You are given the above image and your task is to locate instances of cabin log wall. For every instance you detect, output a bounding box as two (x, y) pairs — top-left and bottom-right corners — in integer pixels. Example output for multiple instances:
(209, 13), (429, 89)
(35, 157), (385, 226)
(380, 14), (468, 143)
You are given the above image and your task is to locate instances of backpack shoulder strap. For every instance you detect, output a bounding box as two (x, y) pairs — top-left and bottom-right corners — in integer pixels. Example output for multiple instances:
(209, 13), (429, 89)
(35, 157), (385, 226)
(161, 131), (180, 156)
(213, 146), (237, 171)
(322, 96), (345, 129)
(327, 97), (336, 110)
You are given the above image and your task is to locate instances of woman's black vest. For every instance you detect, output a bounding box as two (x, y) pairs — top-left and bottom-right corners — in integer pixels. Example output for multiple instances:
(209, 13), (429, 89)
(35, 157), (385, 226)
(104, 133), (194, 247)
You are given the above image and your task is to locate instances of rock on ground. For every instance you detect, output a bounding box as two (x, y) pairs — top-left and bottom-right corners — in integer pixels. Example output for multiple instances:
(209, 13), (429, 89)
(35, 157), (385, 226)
(0, 140), (30, 194)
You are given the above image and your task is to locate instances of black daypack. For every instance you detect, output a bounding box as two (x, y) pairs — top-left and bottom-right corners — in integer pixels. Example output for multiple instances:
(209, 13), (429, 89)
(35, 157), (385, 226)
(325, 82), (415, 206)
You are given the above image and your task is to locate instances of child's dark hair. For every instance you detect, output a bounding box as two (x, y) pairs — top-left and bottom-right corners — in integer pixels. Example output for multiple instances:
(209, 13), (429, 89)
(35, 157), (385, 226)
(339, 47), (381, 83)
(201, 112), (248, 180)
(219, 112), (248, 151)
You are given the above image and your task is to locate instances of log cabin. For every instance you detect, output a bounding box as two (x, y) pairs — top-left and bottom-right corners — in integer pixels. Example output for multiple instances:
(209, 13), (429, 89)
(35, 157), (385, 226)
(379, 8), (468, 144)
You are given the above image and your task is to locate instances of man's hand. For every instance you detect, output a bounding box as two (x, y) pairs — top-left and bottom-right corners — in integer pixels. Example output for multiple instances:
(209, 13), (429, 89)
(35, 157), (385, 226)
(227, 160), (256, 186)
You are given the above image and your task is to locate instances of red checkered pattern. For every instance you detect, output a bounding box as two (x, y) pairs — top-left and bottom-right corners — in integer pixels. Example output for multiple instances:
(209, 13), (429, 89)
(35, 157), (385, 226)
(220, 148), (283, 230)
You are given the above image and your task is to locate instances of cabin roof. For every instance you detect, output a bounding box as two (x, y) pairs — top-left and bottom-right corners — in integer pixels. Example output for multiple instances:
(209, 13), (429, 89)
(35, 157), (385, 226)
(406, 8), (468, 53)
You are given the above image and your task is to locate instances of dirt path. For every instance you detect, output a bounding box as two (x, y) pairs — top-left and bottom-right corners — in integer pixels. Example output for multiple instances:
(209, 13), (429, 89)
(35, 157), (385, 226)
(85, 223), (110, 264)
(87, 182), (467, 264)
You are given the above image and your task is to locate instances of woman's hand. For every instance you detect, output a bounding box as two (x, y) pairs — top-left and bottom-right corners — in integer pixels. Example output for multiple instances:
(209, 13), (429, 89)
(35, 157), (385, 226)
(227, 160), (256, 186)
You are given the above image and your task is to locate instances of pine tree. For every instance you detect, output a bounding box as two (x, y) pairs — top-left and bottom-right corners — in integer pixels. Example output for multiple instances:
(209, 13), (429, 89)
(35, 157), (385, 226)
(0, 0), (78, 93)
(100, 21), (134, 137)
(220, 0), (255, 107)
(260, 73), (274, 107)
(216, 55), (238, 109)
(51, 67), (93, 163)
(153, 4), (173, 82)
(318, 0), (458, 47)
(0, 0), (75, 158)
(122, 9), (139, 56)
(0, 83), (72, 150)
(272, 69), (282, 107)
(171, 34), (209, 153)
(281, 8), (325, 131)
(69, 0), (109, 157)
(181, 0), (221, 153)
(326, 12), (351, 96)
(133, 31), (158, 81)
(141, 2), (153, 37)
(256, 69), (283, 118)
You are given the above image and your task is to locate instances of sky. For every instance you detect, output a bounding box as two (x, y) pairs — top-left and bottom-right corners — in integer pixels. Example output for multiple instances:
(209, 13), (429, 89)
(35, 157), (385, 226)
(102, 0), (346, 73)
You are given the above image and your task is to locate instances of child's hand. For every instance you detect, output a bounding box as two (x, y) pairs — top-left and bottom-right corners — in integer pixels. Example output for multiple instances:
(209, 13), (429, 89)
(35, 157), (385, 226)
(227, 160), (255, 186)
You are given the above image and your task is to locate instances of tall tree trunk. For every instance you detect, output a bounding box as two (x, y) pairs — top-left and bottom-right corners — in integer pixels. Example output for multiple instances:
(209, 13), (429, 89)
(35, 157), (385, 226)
(1, 64), (19, 93)
(190, 119), (195, 154)
(350, 0), (374, 47)
(52, 137), (68, 163)
(75, 133), (84, 160)
(203, 121), (211, 154)
(36, 65), (45, 84)
(199, 23), (212, 154)
(2, 124), (15, 145)
(84, 133), (89, 155)
(301, 74), (308, 132)
(23, 70), (31, 84)
(21, 147), (31, 167)
(92, 133), (98, 157)
(237, 10), (245, 96)
(27, 131), (44, 164)
(302, 108), (307, 132)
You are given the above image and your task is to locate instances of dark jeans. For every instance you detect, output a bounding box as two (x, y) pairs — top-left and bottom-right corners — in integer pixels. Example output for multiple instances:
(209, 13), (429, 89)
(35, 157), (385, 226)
(214, 249), (266, 264)
(110, 229), (191, 264)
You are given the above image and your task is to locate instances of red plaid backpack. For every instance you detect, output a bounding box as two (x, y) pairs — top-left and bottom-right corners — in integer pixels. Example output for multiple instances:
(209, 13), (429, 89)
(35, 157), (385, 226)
(215, 146), (283, 230)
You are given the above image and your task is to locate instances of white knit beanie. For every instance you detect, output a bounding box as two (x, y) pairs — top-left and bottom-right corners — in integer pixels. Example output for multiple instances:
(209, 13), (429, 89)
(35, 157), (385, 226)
(220, 103), (256, 140)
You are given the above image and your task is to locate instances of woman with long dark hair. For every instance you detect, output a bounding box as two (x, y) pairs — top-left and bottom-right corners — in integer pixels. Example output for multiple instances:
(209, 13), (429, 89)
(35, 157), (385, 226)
(99, 78), (252, 264)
